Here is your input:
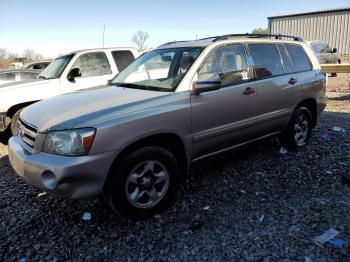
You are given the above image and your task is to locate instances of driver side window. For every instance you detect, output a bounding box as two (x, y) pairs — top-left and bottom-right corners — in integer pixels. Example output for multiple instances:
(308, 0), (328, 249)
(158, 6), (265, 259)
(71, 52), (112, 77)
(198, 44), (249, 86)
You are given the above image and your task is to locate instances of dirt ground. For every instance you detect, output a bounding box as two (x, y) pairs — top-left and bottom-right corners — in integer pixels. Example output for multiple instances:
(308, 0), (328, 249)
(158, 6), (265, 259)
(327, 73), (350, 92)
(0, 87), (349, 261)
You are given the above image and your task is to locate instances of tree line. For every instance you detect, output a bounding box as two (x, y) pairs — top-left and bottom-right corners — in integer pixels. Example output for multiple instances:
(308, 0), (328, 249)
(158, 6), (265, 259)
(0, 48), (45, 62)
(1, 28), (268, 68)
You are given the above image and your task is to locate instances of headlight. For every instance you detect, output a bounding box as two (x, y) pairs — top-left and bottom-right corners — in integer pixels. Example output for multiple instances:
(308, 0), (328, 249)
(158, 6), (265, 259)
(42, 128), (96, 156)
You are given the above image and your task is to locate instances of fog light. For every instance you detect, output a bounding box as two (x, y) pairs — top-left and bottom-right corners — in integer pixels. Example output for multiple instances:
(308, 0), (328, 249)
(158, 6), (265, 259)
(42, 171), (58, 189)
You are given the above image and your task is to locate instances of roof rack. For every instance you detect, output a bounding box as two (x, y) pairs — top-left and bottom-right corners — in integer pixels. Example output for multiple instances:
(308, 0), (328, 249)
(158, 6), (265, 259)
(158, 34), (303, 48)
(201, 33), (303, 42)
(157, 40), (188, 48)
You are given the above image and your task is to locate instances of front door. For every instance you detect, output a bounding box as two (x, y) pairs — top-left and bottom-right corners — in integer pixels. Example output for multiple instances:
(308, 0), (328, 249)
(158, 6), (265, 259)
(191, 43), (258, 159)
(60, 52), (113, 94)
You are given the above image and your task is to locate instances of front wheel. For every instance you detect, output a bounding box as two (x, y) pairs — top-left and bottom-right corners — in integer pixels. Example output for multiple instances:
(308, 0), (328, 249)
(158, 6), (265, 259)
(279, 107), (312, 150)
(107, 146), (179, 219)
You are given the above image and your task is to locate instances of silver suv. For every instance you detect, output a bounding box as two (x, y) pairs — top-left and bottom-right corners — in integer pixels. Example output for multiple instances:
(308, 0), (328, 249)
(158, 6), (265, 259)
(9, 34), (327, 218)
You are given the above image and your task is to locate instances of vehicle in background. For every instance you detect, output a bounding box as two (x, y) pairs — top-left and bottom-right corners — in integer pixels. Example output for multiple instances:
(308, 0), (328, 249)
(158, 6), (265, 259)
(8, 62), (24, 69)
(0, 47), (139, 135)
(25, 61), (51, 71)
(0, 69), (39, 85)
(8, 34), (327, 218)
(306, 40), (341, 64)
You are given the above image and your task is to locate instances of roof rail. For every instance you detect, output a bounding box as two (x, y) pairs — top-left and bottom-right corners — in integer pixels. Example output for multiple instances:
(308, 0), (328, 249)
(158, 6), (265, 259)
(201, 33), (303, 42)
(157, 34), (303, 48)
(157, 40), (188, 48)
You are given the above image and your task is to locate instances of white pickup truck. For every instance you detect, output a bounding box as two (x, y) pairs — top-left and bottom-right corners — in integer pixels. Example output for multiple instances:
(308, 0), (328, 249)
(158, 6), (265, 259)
(0, 47), (139, 134)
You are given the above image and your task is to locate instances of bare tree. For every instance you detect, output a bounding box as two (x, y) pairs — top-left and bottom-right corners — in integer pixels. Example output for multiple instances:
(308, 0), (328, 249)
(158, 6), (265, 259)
(23, 49), (45, 62)
(7, 52), (19, 61)
(23, 49), (36, 61)
(33, 53), (44, 61)
(131, 31), (149, 52)
(0, 48), (7, 59)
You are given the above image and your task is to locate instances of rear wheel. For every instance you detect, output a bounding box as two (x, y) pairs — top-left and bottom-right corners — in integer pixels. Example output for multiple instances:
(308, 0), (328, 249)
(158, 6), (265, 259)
(107, 146), (179, 219)
(280, 107), (312, 150)
(10, 109), (23, 136)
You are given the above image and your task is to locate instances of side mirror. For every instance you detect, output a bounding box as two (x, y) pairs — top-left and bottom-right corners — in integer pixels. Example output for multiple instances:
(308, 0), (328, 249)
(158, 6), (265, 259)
(107, 79), (112, 86)
(67, 68), (81, 81)
(332, 47), (337, 53)
(192, 80), (221, 95)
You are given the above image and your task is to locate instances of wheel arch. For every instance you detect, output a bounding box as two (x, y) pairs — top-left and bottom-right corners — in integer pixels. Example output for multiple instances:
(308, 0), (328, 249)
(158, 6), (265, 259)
(6, 101), (40, 118)
(294, 98), (317, 127)
(104, 132), (189, 191)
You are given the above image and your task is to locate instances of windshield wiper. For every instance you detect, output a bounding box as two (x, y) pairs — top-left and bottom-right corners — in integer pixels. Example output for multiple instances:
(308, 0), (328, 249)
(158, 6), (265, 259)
(111, 82), (171, 92)
(111, 82), (155, 90)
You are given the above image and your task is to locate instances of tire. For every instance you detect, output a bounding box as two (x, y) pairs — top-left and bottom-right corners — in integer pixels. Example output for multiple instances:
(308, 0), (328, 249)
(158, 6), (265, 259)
(10, 109), (23, 136)
(279, 107), (312, 150)
(107, 146), (179, 219)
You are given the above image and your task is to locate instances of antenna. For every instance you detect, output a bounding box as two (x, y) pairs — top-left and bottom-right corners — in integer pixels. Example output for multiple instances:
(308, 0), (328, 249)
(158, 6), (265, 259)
(102, 25), (106, 48)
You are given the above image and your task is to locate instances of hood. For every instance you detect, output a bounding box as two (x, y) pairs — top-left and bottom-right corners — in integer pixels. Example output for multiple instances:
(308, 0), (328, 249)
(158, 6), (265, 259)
(21, 86), (170, 132)
(0, 78), (47, 90)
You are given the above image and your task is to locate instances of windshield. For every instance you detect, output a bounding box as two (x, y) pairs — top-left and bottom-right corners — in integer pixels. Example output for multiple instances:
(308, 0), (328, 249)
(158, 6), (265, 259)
(112, 47), (203, 91)
(310, 42), (331, 54)
(38, 54), (73, 79)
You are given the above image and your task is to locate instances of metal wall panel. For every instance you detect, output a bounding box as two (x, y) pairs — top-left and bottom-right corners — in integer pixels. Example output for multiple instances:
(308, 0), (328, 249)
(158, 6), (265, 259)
(269, 10), (350, 54)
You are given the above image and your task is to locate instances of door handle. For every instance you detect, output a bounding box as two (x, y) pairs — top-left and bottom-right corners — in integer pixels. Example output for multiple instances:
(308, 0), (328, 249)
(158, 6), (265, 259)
(243, 87), (256, 95)
(288, 78), (298, 85)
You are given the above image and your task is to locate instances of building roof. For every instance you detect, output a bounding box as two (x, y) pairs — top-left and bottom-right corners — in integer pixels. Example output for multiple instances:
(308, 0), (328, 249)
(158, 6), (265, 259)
(268, 7), (350, 19)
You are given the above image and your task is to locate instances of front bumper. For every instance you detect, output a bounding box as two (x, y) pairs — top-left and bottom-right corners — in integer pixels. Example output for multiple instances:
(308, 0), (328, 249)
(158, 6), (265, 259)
(8, 135), (117, 199)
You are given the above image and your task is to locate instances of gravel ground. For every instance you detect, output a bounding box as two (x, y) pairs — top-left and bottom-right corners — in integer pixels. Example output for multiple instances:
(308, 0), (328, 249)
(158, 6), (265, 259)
(0, 94), (350, 261)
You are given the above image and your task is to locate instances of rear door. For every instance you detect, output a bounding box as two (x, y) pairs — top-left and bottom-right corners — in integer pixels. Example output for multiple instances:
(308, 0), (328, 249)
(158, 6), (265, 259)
(248, 43), (295, 136)
(191, 43), (258, 158)
(284, 43), (314, 105)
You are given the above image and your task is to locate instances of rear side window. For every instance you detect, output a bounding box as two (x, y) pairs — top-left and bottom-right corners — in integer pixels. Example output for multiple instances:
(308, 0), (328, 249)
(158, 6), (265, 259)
(277, 44), (293, 74)
(285, 44), (312, 73)
(248, 44), (283, 78)
(112, 51), (135, 72)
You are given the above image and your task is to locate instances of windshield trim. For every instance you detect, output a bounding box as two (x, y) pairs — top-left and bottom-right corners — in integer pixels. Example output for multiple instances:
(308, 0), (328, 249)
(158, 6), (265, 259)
(38, 54), (75, 79)
(111, 47), (204, 92)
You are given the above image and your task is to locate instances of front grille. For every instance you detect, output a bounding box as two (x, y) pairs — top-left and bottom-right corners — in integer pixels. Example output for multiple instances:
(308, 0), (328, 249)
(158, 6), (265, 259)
(18, 119), (37, 148)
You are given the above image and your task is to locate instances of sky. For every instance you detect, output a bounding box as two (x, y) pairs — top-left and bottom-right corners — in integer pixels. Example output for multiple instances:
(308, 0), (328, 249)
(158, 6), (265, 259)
(0, 0), (349, 58)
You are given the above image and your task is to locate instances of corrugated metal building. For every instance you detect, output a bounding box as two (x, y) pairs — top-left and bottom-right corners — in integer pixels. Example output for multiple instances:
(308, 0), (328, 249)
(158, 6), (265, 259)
(268, 8), (350, 55)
